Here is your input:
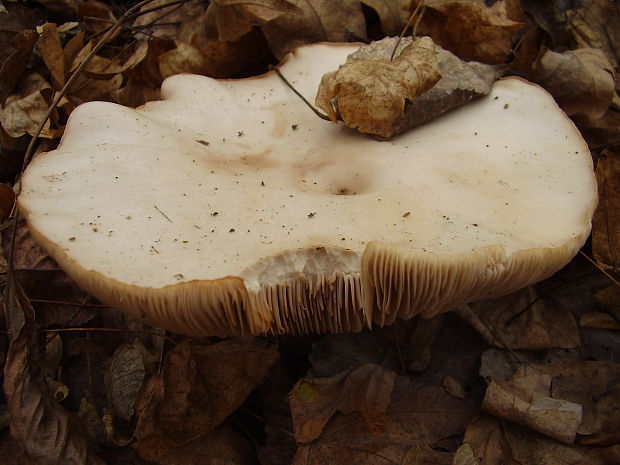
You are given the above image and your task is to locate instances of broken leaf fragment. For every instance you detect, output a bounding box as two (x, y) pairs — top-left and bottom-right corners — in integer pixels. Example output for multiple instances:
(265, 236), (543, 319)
(316, 36), (441, 138)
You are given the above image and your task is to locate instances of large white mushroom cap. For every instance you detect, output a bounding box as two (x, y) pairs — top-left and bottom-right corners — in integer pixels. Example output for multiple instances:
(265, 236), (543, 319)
(18, 43), (597, 336)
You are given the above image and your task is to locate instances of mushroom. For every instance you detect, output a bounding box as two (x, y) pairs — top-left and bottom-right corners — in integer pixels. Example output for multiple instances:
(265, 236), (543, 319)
(18, 43), (597, 336)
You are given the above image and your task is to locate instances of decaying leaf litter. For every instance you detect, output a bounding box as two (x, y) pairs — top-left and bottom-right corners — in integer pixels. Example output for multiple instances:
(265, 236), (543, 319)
(0, 0), (619, 464)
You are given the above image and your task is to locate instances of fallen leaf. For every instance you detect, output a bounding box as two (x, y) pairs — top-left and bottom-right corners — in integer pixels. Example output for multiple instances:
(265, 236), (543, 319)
(111, 79), (161, 108)
(207, 0), (366, 58)
(289, 364), (396, 443)
(521, 0), (620, 69)
(456, 286), (580, 350)
(479, 347), (578, 381)
(482, 379), (583, 444)
(105, 342), (146, 421)
(462, 414), (620, 465)
(37, 0), (80, 17)
(0, 86), (56, 139)
(412, 0), (523, 64)
(0, 3), (44, 65)
(124, 38), (175, 88)
(359, 0), (410, 36)
(5, 220), (56, 271)
(592, 149), (620, 269)
(3, 278), (104, 465)
(38, 23), (65, 89)
(0, 30), (38, 105)
(529, 47), (616, 120)
(133, 0), (208, 42)
(316, 36), (441, 138)
(292, 379), (476, 464)
(134, 338), (278, 462)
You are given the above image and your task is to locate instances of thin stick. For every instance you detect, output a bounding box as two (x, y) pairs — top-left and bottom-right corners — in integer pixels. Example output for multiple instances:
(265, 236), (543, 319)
(270, 66), (331, 121)
(390, 0), (425, 61)
(580, 250), (620, 287)
(29, 298), (110, 308)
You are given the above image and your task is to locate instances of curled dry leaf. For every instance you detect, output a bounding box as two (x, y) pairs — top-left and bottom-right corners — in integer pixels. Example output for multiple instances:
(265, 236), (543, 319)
(529, 47), (616, 120)
(456, 286), (580, 351)
(592, 149), (620, 269)
(461, 414), (620, 465)
(412, 0), (523, 64)
(133, 338), (278, 463)
(289, 364), (396, 443)
(315, 36), (441, 138)
(3, 280), (104, 465)
(482, 379), (583, 444)
(0, 81), (56, 139)
(579, 311), (620, 330)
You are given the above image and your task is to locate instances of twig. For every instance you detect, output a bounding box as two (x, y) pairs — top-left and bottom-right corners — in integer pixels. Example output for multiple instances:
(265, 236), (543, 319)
(579, 250), (620, 287)
(30, 298), (110, 308)
(270, 66), (331, 121)
(390, 0), (426, 61)
(240, 406), (296, 439)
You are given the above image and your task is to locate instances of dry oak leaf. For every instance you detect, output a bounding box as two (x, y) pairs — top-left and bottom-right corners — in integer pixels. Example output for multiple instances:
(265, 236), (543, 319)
(315, 36), (441, 138)
(133, 338), (278, 463)
(592, 149), (620, 269)
(0, 78), (56, 139)
(482, 379), (583, 444)
(530, 47), (616, 120)
(37, 23), (66, 89)
(206, 0), (367, 59)
(412, 0), (524, 64)
(288, 363), (397, 443)
(292, 379), (476, 465)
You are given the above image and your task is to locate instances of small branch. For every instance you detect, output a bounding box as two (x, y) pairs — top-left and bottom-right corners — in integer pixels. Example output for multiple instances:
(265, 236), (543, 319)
(579, 250), (620, 287)
(270, 66), (331, 122)
(391, 0), (426, 61)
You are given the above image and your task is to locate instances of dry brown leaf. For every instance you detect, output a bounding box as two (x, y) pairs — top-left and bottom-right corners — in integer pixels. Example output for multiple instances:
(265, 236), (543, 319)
(81, 40), (149, 80)
(292, 380), (476, 464)
(289, 364), (396, 443)
(124, 38), (175, 87)
(133, 0), (208, 42)
(105, 343), (146, 421)
(0, 30), (38, 105)
(3, 279), (104, 465)
(592, 149), (620, 269)
(134, 338), (278, 463)
(0, 3), (44, 65)
(413, 0), (523, 64)
(38, 23), (66, 89)
(359, 0), (410, 36)
(482, 379), (583, 444)
(207, 0), (366, 59)
(530, 47), (616, 120)
(457, 286), (580, 350)
(461, 414), (620, 465)
(0, 85), (56, 139)
(316, 36), (441, 138)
